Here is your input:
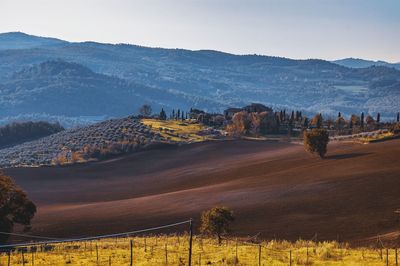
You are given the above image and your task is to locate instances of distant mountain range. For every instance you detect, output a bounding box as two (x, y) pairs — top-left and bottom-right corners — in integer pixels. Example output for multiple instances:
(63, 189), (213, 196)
(333, 58), (400, 70)
(0, 32), (399, 126)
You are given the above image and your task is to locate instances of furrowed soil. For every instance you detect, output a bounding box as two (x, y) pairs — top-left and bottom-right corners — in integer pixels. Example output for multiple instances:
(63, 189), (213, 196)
(5, 139), (400, 245)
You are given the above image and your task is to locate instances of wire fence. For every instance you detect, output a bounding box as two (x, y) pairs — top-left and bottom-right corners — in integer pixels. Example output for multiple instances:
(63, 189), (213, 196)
(0, 222), (399, 266)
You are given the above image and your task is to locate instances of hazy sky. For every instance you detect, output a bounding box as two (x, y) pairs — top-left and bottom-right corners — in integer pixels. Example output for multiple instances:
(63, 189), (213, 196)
(0, 0), (399, 62)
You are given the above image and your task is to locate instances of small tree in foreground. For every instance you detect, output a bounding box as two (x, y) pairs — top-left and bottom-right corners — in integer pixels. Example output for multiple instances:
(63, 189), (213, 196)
(200, 206), (234, 244)
(0, 172), (36, 243)
(304, 129), (330, 158)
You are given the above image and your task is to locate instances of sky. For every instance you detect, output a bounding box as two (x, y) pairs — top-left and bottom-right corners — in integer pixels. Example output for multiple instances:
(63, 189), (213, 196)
(0, 0), (399, 62)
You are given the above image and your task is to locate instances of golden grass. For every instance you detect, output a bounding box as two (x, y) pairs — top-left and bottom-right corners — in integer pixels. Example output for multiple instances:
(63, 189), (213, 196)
(141, 119), (212, 142)
(1, 236), (397, 266)
(358, 132), (395, 143)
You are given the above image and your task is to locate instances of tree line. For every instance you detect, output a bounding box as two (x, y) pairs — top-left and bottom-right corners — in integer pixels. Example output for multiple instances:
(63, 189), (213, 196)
(0, 121), (64, 149)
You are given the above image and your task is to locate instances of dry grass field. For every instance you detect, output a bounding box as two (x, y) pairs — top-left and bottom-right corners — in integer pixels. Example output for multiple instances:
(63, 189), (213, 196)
(1, 235), (398, 266)
(141, 119), (215, 142)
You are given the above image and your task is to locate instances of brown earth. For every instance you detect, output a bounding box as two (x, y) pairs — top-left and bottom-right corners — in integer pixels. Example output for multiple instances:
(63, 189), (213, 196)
(5, 139), (400, 245)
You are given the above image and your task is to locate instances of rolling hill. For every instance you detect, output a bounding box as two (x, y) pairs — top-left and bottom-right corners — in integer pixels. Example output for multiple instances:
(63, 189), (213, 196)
(0, 116), (162, 168)
(0, 32), (400, 126)
(333, 58), (400, 70)
(0, 60), (214, 119)
(5, 139), (400, 244)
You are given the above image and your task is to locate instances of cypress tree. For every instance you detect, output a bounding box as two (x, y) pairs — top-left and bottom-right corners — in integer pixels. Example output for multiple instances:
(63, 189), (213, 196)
(316, 113), (323, 129)
(303, 117), (309, 128)
(360, 112), (364, 128)
(397, 112), (400, 122)
(376, 113), (380, 123)
(159, 108), (167, 120)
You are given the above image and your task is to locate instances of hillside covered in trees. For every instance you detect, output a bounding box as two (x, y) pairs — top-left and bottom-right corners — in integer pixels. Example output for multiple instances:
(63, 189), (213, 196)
(0, 32), (400, 126)
(0, 121), (64, 148)
(0, 117), (161, 168)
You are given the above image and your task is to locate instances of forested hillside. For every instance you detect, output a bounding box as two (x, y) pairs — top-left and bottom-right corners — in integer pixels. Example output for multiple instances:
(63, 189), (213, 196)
(0, 121), (64, 148)
(1, 32), (399, 125)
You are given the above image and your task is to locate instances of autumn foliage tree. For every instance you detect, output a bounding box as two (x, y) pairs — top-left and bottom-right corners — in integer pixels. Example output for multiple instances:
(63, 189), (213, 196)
(311, 113), (323, 128)
(304, 129), (330, 158)
(226, 111), (250, 137)
(0, 172), (36, 242)
(226, 111), (277, 137)
(200, 206), (234, 244)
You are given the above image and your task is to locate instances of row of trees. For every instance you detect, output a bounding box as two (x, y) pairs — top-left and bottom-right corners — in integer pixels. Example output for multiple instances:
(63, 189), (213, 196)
(226, 110), (399, 138)
(140, 103), (400, 129)
(0, 121), (64, 149)
(139, 104), (189, 121)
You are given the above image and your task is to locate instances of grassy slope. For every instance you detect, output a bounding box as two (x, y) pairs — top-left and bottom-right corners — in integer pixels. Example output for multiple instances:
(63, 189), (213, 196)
(141, 118), (211, 142)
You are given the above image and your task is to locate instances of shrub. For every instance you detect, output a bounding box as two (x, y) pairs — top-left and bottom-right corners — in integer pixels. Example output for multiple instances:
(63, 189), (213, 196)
(304, 129), (330, 158)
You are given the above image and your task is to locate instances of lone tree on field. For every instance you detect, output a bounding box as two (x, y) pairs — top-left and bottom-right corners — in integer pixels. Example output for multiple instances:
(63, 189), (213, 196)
(200, 206), (234, 244)
(304, 129), (330, 158)
(0, 172), (36, 243)
(139, 104), (152, 117)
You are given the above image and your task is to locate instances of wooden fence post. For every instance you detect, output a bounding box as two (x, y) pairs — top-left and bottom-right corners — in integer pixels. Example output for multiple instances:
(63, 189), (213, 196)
(198, 253), (201, 266)
(387, 249), (389, 266)
(130, 240), (133, 266)
(7, 251), (10, 266)
(96, 244), (99, 266)
(31, 249), (34, 266)
(258, 245), (261, 266)
(188, 219), (193, 266)
(165, 243), (168, 266)
(108, 256), (111, 266)
(235, 239), (238, 266)
(22, 250), (25, 266)
(395, 248), (398, 266)
(289, 250), (292, 266)
(306, 243), (309, 265)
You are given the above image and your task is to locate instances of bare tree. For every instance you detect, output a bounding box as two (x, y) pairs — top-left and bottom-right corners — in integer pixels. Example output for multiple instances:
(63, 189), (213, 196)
(139, 104), (152, 117)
